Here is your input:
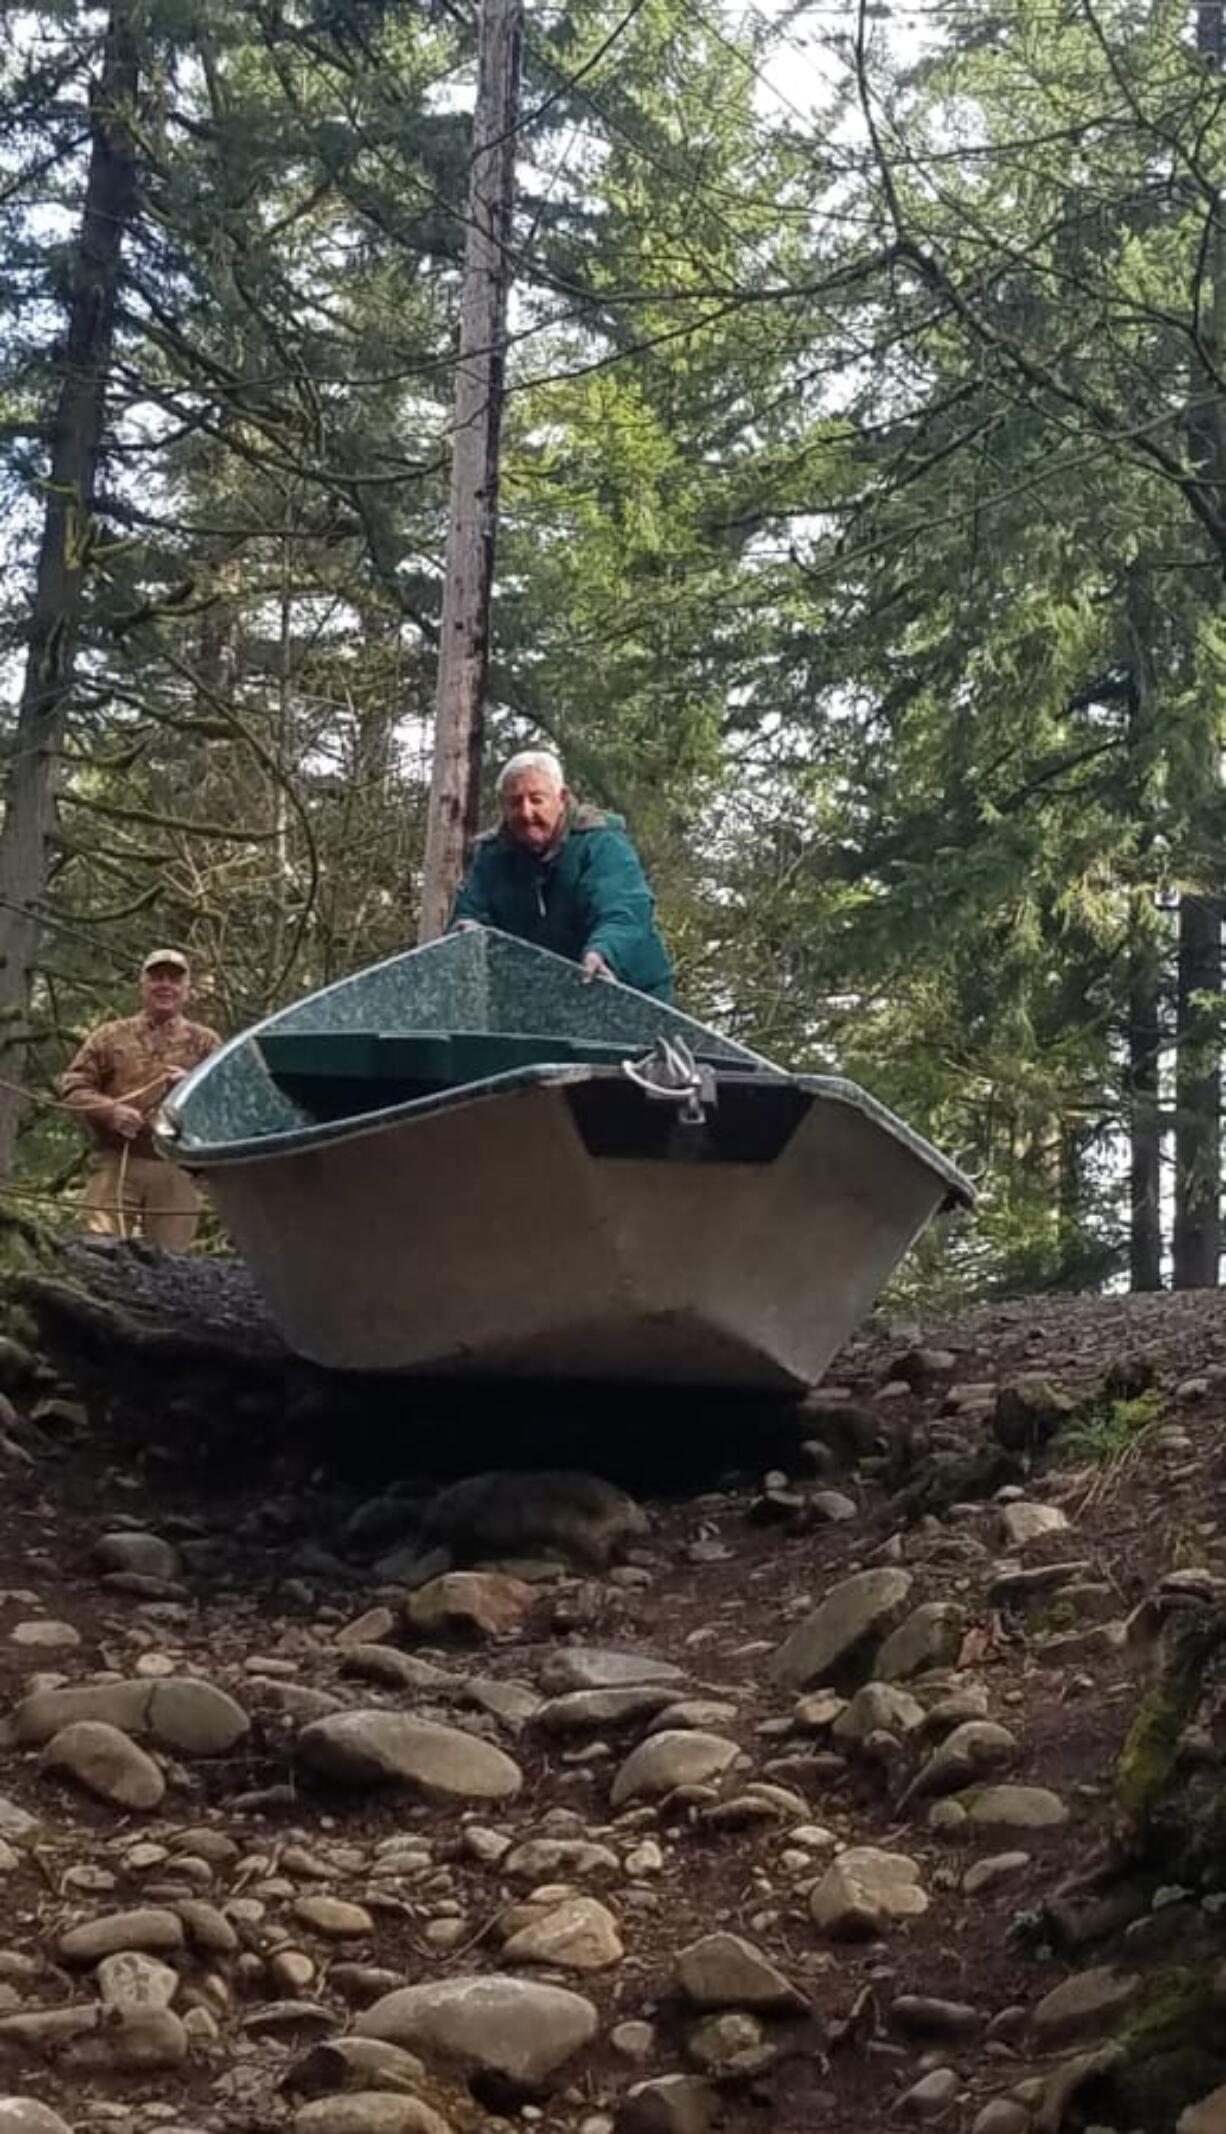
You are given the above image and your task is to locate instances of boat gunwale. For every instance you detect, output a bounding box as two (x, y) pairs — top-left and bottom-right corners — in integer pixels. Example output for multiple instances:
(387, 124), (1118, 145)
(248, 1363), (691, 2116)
(156, 1055), (976, 1207)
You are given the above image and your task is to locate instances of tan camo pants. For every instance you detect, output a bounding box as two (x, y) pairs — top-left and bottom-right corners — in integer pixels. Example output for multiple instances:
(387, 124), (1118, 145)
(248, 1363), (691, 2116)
(81, 1152), (203, 1252)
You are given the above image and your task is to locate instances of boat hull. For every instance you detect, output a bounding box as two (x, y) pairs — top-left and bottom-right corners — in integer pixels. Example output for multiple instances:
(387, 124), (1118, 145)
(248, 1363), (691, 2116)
(189, 1074), (957, 1389)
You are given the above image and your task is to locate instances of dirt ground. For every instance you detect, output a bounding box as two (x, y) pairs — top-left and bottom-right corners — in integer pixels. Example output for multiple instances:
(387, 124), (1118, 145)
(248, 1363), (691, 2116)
(4, 1251), (1226, 2133)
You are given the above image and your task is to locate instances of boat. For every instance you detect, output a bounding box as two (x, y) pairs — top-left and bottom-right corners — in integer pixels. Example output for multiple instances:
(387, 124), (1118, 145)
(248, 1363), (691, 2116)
(155, 927), (974, 1390)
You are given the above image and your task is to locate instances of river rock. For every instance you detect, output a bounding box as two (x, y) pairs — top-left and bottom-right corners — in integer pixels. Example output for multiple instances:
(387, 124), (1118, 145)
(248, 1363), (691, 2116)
(908, 1721), (1017, 1798)
(340, 1649), (453, 1691)
(10, 1677), (248, 1755)
(0, 2105), (74, 2133)
(616, 2075), (714, 2134)
(9, 1621), (79, 1650)
(809, 1847), (928, 1936)
(293, 2100), (453, 2134)
(356, 1974), (598, 2087)
(504, 1837), (619, 1881)
(1029, 1965), (1141, 2045)
(92, 1531), (183, 1582)
(298, 1712), (522, 1799)
(1180, 2087), (1226, 2134)
(966, 1784), (1069, 1829)
(0, 1797), (38, 1841)
(674, 1932), (807, 2014)
(999, 1501), (1070, 1548)
(874, 1602), (966, 1681)
(538, 1649), (685, 1694)
(421, 1470), (648, 1568)
(832, 1683), (925, 1742)
(767, 1569), (913, 1689)
(500, 1895), (623, 1971)
(58, 1909), (185, 1963)
(536, 1687), (678, 1734)
(285, 2036), (430, 2096)
(41, 1721), (165, 1810)
(610, 1731), (743, 1807)
(404, 1573), (534, 1640)
(294, 1896), (374, 1938)
(96, 1951), (179, 2011)
(64, 2006), (187, 2070)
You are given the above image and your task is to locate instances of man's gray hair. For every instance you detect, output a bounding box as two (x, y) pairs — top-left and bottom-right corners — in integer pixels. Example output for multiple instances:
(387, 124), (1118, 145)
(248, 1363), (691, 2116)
(497, 748), (565, 794)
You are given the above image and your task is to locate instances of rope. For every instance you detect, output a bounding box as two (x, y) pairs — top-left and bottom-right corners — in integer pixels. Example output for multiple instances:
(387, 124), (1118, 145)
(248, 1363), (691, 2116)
(0, 1069), (183, 1242)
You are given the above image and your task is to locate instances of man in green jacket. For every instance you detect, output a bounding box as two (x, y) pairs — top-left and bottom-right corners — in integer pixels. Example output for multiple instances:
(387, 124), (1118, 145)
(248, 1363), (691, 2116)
(451, 750), (675, 1001)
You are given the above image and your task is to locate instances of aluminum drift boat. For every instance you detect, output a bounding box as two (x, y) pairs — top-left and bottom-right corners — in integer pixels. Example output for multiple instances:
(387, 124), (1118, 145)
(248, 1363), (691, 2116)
(156, 929), (973, 1389)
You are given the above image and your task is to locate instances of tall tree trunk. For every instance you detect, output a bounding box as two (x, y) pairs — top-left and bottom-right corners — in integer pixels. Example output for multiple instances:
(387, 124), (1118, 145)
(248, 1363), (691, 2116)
(1172, 892), (1221, 1287)
(0, 5), (139, 1174)
(417, 0), (524, 942)
(1126, 936), (1163, 1292)
(1170, 0), (1226, 1286)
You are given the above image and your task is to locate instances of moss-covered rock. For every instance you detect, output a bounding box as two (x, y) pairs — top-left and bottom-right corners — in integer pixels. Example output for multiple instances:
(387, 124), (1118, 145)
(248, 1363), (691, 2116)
(1073, 1965), (1226, 2132)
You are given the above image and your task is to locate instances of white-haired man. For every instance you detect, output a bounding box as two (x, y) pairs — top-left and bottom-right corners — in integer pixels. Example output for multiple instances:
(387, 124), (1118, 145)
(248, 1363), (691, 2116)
(451, 750), (674, 1000)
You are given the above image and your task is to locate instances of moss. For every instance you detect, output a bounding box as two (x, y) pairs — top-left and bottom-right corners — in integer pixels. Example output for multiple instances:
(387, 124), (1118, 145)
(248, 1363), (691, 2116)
(1118, 1668), (1206, 1827)
(1083, 1965), (1226, 2130)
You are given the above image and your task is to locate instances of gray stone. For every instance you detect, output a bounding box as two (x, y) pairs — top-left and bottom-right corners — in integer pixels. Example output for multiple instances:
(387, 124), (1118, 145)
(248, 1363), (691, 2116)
(58, 1908), (184, 1964)
(404, 1572), (534, 1640)
(173, 1898), (239, 1954)
(0, 2105), (74, 2134)
(243, 2002), (339, 2039)
(646, 1701), (739, 1736)
(967, 1784), (1069, 1829)
(768, 1568), (913, 1689)
(536, 1686), (679, 1735)
(285, 2036), (430, 2097)
(538, 1648), (685, 1694)
(93, 1531), (183, 1581)
(0, 1798), (37, 1842)
(500, 1895), (623, 1971)
(10, 1677), (248, 1755)
(356, 1974), (598, 2088)
(809, 1847), (928, 1937)
(340, 1648), (453, 1692)
(908, 1721), (1017, 1799)
(1180, 2086), (1226, 2133)
(96, 1950), (179, 2012)
(294, 1896), (374, 1939)
(898, 2068), (960, 2120)
(293, 2100), (452, 2134)
(298, 1712), (522, 1799)
(999, 1501), (1070, 1548)
(1030, 1965), (1141, 2045)
(421, 1470), (648, 1569)
(504, 1836), (619, 1882)
(674, 1933), (806, 2015)
(971, 2105), (1031, 2134)
(617, 2076), (714, 2134)
(685, 2010), (769, 2075)
(875, 1602), (966, 1681)
(42, 1720), (165, 1810)
(888, 1996), (982, 2040)
(832, 1683), (925, 1742)
(9, 1621), (79, 1650)
(610, 1731), (742, 1807)
(962, 1852), (1030, 1897)
(64, 2006), (187, 2070)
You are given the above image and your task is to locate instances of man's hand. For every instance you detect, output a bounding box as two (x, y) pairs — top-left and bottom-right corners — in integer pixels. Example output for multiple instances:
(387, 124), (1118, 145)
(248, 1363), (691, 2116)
(581, 949), (614, 983)
(163, 1065), (186, 1086)
(110, 1103), (144, 1141)
(454, 919), (481, 933)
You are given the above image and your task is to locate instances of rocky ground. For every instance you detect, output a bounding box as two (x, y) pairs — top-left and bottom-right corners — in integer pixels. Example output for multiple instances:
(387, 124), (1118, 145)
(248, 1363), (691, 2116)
(4, 1253), (1226, 2133)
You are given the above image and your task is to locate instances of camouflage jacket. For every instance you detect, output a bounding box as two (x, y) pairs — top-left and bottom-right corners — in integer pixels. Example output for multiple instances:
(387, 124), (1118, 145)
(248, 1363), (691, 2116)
(61, 1013), (221, 1158)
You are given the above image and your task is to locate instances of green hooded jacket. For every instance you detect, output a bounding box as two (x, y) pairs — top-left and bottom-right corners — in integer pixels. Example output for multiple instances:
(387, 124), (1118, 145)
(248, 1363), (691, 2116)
(451, 802), (675, 1001)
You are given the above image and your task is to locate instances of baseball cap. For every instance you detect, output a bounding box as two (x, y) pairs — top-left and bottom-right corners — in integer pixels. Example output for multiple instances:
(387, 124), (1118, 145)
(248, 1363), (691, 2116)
(141, 949), (189, 975)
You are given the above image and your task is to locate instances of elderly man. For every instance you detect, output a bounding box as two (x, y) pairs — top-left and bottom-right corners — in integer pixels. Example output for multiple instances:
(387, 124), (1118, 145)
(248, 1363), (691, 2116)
(451, 750), (674, 1000)
(61, 949), (221, 1250)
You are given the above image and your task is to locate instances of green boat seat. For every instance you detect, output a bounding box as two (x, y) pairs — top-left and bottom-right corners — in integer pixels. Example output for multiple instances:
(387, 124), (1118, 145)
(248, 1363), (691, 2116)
(258, 1028), (767, 1124)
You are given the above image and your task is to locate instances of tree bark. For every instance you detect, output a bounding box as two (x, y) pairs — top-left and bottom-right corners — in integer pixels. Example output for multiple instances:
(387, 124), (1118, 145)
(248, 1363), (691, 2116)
(0, 4), (140, 1174)
(1172, 891), (1221, 1287)
(417, 0), (523, 943)
(1126, 936), (1163, 1291)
